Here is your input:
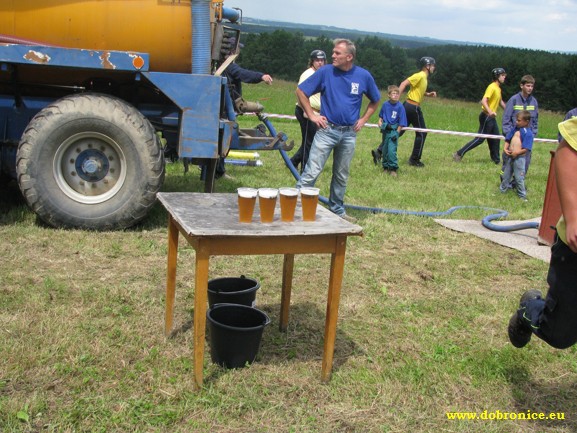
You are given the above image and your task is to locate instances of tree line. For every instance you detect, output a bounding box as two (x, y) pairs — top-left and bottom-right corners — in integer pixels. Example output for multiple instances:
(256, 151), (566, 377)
(238, 30), (577, 113)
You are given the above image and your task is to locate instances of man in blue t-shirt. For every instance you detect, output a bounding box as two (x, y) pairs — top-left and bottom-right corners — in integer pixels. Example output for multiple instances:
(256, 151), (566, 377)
(296, 38), (381, 221)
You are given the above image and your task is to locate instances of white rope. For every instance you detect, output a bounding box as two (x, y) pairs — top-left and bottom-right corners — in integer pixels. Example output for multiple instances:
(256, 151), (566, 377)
(246, 112), (559, 144)
(396, 126), (557, 144)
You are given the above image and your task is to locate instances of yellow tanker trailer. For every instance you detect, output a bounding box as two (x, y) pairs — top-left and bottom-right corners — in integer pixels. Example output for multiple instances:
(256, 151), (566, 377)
(1, 0), (207, 73)
(0, 0), (289, 230)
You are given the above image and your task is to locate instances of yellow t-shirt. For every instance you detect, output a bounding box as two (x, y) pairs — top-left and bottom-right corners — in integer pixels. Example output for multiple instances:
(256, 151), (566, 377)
(406, 71), (428, 104)
(482, 82), (502, 114)
(297, 67), (321, 113)
(556, 117), (577, 244)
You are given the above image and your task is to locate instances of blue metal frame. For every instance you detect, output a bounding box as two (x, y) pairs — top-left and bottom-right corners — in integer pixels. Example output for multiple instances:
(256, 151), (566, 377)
(0, 44), (149, 71)
(0, 43), (291, 181)
(143, 72), (230, 159)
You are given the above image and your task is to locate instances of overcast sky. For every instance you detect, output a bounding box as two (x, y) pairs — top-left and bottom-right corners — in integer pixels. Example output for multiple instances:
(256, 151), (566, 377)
(232, 0), (576, 53)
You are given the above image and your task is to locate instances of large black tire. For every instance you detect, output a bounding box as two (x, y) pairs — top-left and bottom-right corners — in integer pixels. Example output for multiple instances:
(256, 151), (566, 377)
(16, 93), (165, 230)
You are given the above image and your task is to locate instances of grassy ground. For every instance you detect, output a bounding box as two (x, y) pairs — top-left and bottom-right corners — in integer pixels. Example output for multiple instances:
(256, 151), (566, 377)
(2, 80), (576, 433)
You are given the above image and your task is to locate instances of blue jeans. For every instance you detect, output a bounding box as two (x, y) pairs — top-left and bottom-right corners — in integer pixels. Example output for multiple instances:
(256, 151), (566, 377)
(500, 154), (526, 199)
(500, 150), (532, 189)
(296, 126), (357, 216)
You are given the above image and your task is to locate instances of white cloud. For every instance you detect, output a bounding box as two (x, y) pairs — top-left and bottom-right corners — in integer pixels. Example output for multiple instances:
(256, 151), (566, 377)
(544, 12), (569, 21)
(438, 0), (502, 10)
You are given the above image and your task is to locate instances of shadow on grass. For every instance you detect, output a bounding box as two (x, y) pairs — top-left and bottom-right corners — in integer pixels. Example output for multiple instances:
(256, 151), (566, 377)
(0, 178), (28, 226)
(0, 163), (241, 230)
(0, 158), (287, 230)
(168, 301), (359, 383)
(506, 364), (577, 430)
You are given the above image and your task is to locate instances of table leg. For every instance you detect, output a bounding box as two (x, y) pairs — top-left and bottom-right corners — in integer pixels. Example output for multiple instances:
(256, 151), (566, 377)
(321, 236), (347, 382)
(280, 254), (295, 331)
(193, 240), (210, 390)
(164, 215), (179, 337)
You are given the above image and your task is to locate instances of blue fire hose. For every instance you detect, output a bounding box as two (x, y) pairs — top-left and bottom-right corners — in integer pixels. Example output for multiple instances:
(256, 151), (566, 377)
(260, 117), (539, 233)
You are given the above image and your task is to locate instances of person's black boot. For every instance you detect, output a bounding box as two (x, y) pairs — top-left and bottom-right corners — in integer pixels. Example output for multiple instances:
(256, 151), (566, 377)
(508, 290), (542, 348)
(408, 159), (425, 167)
(371, 149), (380, 165)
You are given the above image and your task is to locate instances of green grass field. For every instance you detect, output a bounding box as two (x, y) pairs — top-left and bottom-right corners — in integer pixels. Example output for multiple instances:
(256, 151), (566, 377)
(2, 79), (576, 433)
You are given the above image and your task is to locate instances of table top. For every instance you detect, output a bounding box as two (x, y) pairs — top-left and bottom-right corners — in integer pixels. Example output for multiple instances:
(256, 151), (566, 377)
(157, 192), (363, 238)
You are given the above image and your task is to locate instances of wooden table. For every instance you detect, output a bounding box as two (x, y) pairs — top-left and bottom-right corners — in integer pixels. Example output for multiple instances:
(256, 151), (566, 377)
(157, 192), (362, 390)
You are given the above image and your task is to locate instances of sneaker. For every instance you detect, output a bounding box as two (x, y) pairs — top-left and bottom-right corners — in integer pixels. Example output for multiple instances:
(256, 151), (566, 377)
(520, 197), (528, 202)
(452, 152), (462, 162)
(341, 213), (358, 223)
(371, 149), (380, 165)
(408, 159), (425, 167)
(389, 170), (398, 177)
(508, 290), (542, 348)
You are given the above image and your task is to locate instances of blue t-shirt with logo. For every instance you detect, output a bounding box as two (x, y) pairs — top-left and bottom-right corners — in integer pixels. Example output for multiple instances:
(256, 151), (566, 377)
(379, 100), (407, 127)
(298, 64), (381, 126)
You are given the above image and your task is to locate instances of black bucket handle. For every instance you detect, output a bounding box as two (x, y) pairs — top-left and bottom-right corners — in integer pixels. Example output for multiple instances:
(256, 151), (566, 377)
(209, 275), (258, 295)
(209, 303), (271, 327)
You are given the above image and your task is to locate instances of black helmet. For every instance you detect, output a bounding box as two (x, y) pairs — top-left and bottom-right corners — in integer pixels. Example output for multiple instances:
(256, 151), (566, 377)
(419, 56), (436, 68)
(492, 67), (506, 80)
(310, 50), (327, 60)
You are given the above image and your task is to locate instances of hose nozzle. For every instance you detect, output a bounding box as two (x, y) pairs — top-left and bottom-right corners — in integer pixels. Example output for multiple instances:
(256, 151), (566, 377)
(235, 98), (264, 113)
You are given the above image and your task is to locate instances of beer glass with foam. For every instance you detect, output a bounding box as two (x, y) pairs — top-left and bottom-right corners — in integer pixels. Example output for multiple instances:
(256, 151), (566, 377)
(237, 187), (257, 223)
(279, 187), (298, 222)
(258, 188), (278, 223)
(300, 187), (319, 221)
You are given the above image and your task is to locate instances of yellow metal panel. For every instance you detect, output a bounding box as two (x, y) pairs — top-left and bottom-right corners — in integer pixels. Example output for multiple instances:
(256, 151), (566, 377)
(0, 0), (213, 72)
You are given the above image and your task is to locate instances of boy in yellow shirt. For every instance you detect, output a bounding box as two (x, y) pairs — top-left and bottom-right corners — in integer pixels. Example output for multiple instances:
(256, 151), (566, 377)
(398, 56), (437, 167)
(453, 68), (507, 164)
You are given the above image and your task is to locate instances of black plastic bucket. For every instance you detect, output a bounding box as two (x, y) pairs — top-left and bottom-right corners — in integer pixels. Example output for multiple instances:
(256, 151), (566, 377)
(207, 303), (271, 368)
(207, 275), (260, 308)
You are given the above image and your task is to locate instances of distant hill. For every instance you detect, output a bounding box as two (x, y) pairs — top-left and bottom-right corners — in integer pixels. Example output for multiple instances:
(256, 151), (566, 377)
(240, 17), (487, 49)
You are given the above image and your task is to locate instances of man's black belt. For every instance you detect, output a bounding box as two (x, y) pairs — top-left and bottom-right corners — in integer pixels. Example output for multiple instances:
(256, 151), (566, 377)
(328, 122), (354, 131)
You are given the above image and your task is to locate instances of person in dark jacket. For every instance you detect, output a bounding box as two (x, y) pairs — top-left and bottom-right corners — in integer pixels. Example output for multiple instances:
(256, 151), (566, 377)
(201, 61), (273, 180)
(500, 75), (538, 183)
(224, 62), (273, 106)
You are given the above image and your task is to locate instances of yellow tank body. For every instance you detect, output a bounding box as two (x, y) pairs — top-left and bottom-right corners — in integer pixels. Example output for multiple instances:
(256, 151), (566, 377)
(0, 0), (214, 73)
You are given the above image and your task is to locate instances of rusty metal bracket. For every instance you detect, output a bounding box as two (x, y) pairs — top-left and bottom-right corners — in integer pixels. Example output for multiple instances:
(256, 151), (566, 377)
(237, 130), (293, 151)
(262, 132), (291, 150)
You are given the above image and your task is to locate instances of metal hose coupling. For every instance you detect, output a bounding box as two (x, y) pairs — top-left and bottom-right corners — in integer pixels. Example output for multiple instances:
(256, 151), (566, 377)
(235, 98), (264, 113)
